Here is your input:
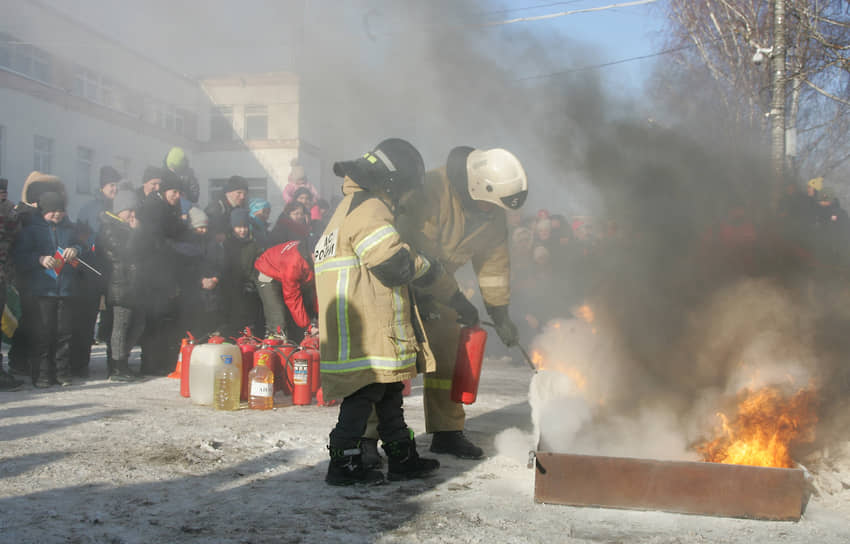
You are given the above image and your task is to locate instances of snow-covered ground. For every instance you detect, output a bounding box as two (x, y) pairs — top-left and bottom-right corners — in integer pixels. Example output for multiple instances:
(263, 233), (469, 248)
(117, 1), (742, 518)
(1, 346), (849, 544)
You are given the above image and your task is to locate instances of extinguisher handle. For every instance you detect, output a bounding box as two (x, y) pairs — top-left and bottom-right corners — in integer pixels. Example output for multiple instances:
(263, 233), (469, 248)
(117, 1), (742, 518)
(480, 321), (536, 373)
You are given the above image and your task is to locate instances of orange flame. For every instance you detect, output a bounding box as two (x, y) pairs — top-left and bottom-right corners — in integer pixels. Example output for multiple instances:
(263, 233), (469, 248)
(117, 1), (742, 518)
(530, 350), (587, 392)
(695, 386), (818, 468)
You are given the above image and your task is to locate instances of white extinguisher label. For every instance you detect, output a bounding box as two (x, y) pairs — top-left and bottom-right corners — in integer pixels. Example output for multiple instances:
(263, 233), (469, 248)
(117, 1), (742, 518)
(251, 382), (273, 397)
(293, 362), (308, 385)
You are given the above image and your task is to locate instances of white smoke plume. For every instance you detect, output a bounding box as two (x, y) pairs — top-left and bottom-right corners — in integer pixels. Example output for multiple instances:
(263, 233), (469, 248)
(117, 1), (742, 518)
(524, 278), (823, 461)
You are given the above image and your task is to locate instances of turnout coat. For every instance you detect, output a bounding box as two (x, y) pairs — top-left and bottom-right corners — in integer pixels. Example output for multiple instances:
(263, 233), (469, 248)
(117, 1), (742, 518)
(315, 177), (436, 400)
(396, 166), (512, 431)
(399, 166), (511, 308)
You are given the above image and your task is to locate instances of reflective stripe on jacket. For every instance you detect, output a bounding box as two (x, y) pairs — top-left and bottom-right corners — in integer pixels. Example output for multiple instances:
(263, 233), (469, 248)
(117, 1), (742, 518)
(316, 177), (435, 400)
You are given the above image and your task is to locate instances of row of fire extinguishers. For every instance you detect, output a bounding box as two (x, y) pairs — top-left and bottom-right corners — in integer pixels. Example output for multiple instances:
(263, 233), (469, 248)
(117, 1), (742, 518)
(177, 328), (334, 406)
(175, 324), (491, 407)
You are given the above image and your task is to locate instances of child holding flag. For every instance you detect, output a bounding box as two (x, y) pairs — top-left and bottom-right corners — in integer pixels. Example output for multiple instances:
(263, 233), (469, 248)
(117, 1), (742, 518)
(14, 192), (83, 387)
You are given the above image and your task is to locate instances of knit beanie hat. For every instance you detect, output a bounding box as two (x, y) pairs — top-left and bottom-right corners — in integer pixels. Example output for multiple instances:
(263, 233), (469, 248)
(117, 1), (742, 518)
(188, 207), (209, 229)
(249, 198), (270, 216)
(142, 166), (162, 184)
(230, 207), (250, 228)
(159, 169), (182, 193)
(224, 175), (249, 194)
(100, 165), (122, 187)
(38, 191), (66, 213)
(112, 189), (139, 214)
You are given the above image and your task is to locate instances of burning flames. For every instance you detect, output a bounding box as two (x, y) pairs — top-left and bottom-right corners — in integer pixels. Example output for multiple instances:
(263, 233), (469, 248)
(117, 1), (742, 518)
(530, 350), (588, 392)
(695, 385), (818, 468)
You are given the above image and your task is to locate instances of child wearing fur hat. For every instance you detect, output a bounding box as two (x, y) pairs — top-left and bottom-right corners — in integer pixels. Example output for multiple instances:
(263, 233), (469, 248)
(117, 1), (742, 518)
(14, 191), (84, 387)
(8, 172), (68, 379)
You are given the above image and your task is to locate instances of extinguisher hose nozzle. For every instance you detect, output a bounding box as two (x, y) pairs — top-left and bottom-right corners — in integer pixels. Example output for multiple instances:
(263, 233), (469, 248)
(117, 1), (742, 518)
(481, 321), (537, 373)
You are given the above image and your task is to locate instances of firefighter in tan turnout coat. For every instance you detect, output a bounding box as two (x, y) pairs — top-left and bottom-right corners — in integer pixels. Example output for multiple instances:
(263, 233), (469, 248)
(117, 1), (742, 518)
(363, 146), (528, 462)
(316, 138), (441, 486)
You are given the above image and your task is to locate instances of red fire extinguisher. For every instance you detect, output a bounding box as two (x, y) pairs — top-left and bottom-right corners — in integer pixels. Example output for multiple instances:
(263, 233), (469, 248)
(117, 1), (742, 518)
(207, 332), (227, 344)
(236, 332), (260, 401)
(450, 325), (488, 405)
(287, 348), (312, 405)
(179, 332), (196, 398)
(299, 335), (321, 396)
(267, 337), (297, 394)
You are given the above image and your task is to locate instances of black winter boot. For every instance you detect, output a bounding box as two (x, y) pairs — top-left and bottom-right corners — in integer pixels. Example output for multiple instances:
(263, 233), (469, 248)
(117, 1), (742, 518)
(0, 369), (24, 391)
(108, 359), (139, 383)
(382, 434), (440, 481)
(360, 438), (383, 469)
(325, 445), (386, 486)
(429, 431), (484, 459)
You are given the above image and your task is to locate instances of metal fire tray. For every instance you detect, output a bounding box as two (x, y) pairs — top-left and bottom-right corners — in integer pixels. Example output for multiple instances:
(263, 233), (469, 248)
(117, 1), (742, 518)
(532, 452), (809, 521)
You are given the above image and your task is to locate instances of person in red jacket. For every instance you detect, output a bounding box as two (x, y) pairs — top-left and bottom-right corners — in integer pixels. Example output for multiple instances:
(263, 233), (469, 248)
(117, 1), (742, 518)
(254, 240), (318, 341)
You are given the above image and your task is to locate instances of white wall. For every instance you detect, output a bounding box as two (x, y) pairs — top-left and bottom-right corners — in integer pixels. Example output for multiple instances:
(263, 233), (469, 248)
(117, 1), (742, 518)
(0, 87), (180, 218)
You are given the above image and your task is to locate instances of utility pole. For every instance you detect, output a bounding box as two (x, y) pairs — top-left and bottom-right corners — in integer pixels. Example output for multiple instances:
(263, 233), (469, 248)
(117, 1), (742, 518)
(770, 0), (786, 193)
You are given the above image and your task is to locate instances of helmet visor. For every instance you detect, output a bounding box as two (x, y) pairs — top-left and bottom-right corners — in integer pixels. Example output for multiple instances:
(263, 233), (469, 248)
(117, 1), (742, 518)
(501, 190), (527, 210)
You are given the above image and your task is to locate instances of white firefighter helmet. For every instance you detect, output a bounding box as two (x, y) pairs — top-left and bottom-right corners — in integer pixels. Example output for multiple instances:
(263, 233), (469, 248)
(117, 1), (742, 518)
(466, 148), (528, 210)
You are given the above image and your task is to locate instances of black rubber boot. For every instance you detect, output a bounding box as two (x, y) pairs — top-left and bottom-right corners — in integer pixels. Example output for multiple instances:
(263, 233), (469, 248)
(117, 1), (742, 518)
(360, 438), (383, 469)
(383, 435), (440, 481)
(325, 445), (386, 486)
(429, 431), (484, 459)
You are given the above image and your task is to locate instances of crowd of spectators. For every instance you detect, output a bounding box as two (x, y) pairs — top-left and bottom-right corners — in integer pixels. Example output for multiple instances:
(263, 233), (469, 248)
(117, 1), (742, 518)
(0, 148), (325, 390)
(2, 153), (844, 391)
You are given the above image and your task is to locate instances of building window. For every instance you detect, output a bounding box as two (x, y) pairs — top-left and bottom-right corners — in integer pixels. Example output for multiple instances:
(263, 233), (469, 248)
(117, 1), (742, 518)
(33, 135), (53, 173)
(3, 37), (52, 84)
(210, 106), (236, 142)
(75, 147), (94, 194)
(209, 177), (267, 204)
(245, 105), (268, 140)
(114, 156), (131, 180)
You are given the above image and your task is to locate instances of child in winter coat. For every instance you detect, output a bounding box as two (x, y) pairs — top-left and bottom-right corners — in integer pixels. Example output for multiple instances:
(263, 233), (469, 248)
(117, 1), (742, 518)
(222, 208), (262, 337)
(14, 192), (83, 387)
(96, 189), (145, 381)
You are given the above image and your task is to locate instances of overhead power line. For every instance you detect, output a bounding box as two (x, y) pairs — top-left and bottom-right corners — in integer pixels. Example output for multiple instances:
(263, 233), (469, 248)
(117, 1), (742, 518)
(476, 0), (587, 17)
(482, 0), (659, 27)
(517, 33), (742, 81)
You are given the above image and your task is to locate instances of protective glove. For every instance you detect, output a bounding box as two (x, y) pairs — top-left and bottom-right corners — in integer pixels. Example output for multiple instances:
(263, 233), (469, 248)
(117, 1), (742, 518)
(448, 289), (479, 327)
(487, 304), (519, 347)
(308, 319), (320, 337)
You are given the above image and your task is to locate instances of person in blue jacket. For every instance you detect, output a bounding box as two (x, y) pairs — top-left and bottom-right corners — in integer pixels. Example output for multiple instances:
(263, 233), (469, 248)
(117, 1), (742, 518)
(14, 192), (84, 387)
